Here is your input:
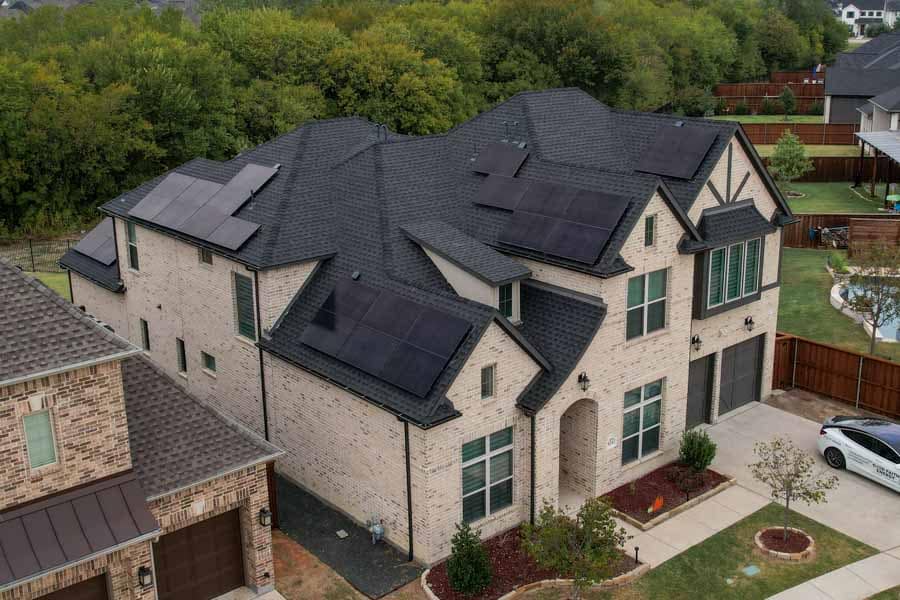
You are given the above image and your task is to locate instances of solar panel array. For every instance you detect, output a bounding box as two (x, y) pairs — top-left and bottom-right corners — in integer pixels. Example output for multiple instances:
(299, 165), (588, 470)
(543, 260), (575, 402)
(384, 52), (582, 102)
(73, 217), (117, 266)
(128, 164), (278, 251)
(635, 125), (718, 180)
(300, 279), (470, 398)
(474, 175), (631, 265)
(471, 142), (529, 177)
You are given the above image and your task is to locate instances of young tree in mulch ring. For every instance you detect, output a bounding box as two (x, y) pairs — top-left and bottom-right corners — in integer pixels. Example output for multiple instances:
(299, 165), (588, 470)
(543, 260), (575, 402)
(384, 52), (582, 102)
(768, 130), (814, 194)
(749, 437), (838, 542)
(522, 498), (629, 600)
(447, 522), (492, 596)
(779, 86), (796, 121)
(845, 242), (900, 355)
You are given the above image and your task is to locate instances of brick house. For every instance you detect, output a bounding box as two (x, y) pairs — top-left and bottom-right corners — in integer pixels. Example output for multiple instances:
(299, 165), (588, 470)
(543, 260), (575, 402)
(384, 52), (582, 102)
(61, 88), (794, 565)
(0, 260), (281, 600)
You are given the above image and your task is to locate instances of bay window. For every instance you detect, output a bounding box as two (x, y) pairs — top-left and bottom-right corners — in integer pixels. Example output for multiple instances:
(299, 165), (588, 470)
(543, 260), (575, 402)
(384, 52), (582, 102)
(707, 238), (761, 309)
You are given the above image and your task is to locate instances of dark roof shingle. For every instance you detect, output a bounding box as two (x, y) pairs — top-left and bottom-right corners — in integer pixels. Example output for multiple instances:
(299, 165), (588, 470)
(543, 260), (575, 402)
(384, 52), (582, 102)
(698, 202), (777, 247)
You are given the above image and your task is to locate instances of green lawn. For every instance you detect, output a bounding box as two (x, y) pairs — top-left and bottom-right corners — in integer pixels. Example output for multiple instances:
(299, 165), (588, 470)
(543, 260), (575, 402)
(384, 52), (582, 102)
(29, 271), (70, 301)
(869, 585), (900, 600)
(780, 182), (885, 213)
(709, 115), (824, 124)
(756, 144), (859, 158)
(592, 504), (876, 600)
(778, 249), (900, 362)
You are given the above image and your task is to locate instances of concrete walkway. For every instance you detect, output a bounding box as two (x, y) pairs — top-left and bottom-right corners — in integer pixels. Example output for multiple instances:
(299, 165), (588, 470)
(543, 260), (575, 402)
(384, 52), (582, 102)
(768, 547), (900, 600)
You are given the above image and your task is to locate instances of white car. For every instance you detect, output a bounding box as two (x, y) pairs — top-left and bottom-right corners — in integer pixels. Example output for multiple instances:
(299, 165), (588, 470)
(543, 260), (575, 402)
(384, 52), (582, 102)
(818, 416), (900, 492)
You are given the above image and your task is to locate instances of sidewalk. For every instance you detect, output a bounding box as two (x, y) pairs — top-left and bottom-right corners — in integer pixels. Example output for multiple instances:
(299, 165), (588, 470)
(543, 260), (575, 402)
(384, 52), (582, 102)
(768, 547), (900, 600)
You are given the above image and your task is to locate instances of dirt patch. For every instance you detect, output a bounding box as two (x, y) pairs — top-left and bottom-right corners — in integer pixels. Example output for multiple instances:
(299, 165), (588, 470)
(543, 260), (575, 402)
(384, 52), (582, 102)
(273, 530), (365, 600)
(765, 389), (893, 424)
(603, 462), (728, 524)
(425, 527), (638, 600)
(759, 528), (812, 554)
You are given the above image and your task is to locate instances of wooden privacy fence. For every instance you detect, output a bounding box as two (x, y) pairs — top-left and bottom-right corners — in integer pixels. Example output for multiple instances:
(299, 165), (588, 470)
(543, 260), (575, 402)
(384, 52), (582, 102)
(714, 83), (824, 97)
(848, 218), (900, 256)
(770, 70), (825, 84)
(773, 333), (900, 419)
(762, 156), (890, 183)
(717, 97), (822, 115)
(745, 123), (859, 145)
(783, 213), (900, 249)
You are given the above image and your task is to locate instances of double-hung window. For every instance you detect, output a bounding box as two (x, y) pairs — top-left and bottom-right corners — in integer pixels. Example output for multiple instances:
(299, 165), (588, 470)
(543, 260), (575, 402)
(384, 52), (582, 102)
(707, 238), (761, 309)
(234, 273), (257, 341)
(622, 379), (663, 464)
(481, 365), (495, 399)
(498, 283), (513, 319)
(644, 215), (656, 247)
(461, 427), (513, 523)
(24, 410), (57, 469)
(626, 269), (667, 340)
(126, 222), (139, 271)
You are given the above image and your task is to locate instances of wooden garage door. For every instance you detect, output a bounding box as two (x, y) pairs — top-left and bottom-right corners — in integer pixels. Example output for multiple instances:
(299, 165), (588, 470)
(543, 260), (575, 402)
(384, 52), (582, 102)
(153, 510), (244, 600)
(719, 335), (764, 416)
(39, 575), (107, 600)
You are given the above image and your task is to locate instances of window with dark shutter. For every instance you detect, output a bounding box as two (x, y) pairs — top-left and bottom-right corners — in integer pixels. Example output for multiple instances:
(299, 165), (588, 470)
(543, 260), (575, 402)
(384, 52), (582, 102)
(234, 273), (256, 341)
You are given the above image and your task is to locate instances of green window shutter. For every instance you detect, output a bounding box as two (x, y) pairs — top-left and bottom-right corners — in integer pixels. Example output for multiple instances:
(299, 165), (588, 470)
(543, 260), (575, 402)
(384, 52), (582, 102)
(24, 411), (56, 469)
(744, 239), (760, 295)
(726, 243), (744, 301)
(234, 273), (256, 340)
(708, 248), (726, 307)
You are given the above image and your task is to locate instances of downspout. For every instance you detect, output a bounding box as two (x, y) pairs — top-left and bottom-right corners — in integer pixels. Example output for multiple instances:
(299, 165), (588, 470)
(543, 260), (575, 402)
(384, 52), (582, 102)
(66, 270), (74, 304)
(253, 270), (270, 441)
(404, 420), (414, 562)
(530, 413), (536, 525)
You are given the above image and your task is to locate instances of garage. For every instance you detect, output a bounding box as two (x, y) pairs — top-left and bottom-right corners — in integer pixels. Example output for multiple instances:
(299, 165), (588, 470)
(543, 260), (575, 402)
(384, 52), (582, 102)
(719, 335), (764, 416)
(39, 575), (108, 600)
(153, 510), (245, 600)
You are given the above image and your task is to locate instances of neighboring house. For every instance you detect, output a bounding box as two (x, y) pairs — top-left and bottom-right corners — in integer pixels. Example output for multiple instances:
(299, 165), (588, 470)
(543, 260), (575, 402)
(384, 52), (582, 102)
(0, 260), (281, 600)
(839, 0), (891, 35)
(825, 31), (900, 122)
(62, 88), (794, 565)
(858, 84), (900, 131)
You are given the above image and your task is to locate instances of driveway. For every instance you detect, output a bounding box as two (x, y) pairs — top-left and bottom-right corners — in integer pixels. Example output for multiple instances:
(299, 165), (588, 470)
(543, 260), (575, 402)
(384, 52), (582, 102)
(707, 402), (900, 552)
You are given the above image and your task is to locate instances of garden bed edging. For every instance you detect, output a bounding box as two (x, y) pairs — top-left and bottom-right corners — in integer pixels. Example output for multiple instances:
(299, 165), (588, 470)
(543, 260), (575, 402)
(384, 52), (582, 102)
(754, 527), (816, 561)
(609, 475), (736, 532)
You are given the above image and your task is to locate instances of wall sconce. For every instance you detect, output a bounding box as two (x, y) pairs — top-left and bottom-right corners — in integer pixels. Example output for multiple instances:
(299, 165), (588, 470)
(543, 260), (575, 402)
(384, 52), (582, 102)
(691, 335), (703, 352)
(744, 316), (755, 332)
(259, 507), (273, 527)
(577, 372), (591, 392)
(138, 566), (153, 589)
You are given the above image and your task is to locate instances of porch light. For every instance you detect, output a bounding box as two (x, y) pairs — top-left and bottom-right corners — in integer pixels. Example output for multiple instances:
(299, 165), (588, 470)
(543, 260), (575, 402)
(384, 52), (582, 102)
(138, 566), (153, 589)
(577, 372), (591, 392)
(259, 507), (273, 527)
(744, 316), (755, 332)
(691, 335), (702, 352)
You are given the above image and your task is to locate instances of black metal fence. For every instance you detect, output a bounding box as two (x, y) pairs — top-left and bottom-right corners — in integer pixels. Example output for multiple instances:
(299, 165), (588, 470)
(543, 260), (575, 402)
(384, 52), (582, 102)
(0, 238), (78, 272)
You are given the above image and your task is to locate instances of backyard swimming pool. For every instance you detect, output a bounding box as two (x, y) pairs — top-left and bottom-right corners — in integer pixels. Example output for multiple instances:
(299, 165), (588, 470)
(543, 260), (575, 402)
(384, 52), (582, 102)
(843, 284), (900, 343)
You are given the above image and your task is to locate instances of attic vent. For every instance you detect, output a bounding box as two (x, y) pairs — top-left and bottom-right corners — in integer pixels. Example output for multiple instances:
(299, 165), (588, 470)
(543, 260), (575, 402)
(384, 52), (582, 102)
(351, 271), (361, 280)
(675, 121), (685, 127)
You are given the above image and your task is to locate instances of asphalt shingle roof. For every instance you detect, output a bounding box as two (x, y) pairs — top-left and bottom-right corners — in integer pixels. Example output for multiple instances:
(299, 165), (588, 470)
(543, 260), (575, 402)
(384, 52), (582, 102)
(828, 32), (900, 97)
(698, 202), (777, 247)
(0, 258), (136, 386)
(122, 356), (281, 498)
(870, 84), (900, 110)
(59, 219), (123, 292)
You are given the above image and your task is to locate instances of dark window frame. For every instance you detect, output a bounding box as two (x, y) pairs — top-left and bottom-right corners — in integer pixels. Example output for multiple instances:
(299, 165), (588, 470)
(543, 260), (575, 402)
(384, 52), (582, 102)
(498, 283), (513, 319)
(693, 236), (768, 320)
(140, 318), (150, 351)
(481, 364), (496, 399)
(176, 338), (187, 373)
(201, 351), (217, 373)
(644, 214), (656, 247)
(461, 427), (513, 524)
(234, 272), (257, 341)
(126, 222), (139, 271)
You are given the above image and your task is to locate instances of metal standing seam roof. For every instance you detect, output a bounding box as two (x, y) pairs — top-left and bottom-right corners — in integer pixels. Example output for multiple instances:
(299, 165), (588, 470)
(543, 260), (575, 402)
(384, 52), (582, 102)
(857, 129), (900, 162)
(0, 472), (159, 591)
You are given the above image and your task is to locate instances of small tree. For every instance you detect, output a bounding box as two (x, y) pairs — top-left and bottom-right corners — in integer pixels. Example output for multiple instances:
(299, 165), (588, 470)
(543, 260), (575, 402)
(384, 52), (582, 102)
(768, 130), (814, 192)
(749, 438), (838, 542)
(845, 242), (900, 354)
(779, 85), (796, 121)
(678, 429), (717, 473)
(446, 522), (492, 595)
(522, 498), (629, 599)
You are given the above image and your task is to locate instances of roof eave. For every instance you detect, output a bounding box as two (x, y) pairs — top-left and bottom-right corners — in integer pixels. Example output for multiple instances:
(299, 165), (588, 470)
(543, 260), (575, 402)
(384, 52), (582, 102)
(0, 347), (142, 389)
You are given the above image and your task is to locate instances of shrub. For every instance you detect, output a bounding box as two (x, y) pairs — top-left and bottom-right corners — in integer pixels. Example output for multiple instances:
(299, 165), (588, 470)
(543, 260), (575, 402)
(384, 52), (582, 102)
(714, 97), (728, 116)
(446, 522), (492, 595)
(734, 100), (751, 115)
(759, 97), (781, 115)
(807, 100), (824, 116)
(678, 429), (717, 473)
(830, 252), (849, 274)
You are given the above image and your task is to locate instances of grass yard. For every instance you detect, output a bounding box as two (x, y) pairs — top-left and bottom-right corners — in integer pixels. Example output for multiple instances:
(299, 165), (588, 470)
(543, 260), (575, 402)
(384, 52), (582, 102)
(778, 249), (900, 362)
(755, 144), (859, 158)
(709, 115), (824, 124)
(869, 586), (900, 600)
(29, 271), (70, 301)
(779, 182), (885, 213)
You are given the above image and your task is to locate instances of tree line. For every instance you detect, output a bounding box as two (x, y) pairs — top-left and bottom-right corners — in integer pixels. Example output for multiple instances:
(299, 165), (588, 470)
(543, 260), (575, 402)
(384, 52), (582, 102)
(0, 0), (847, 234)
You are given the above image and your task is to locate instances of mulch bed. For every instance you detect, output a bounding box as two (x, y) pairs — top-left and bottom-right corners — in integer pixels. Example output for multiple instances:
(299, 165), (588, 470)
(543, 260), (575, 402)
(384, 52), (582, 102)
(603, 462), (728, 524)
(760, 528), (812, 553)
(425, 527), (639, 600)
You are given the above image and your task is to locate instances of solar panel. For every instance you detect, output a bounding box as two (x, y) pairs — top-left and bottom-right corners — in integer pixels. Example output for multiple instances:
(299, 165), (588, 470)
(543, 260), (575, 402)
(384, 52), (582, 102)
(380, 343), (447, 398)
(152, 179), (222, 229)
(73, 218), (117, 266)
(497, 212), (554, 251)
(129, 173), (196, 221)
(635, 125), (718, 180)
(92, 238), (117, 266)
(299, 309), (356, 356)
(565, 189), (630, 229)
(542, 221), (612, 264)
(205, 217), (260, 251)
(323, 279), (380, 320)
(360, 291), (424, 339)
(472, 142), (529, 177)
(473, 175), (530, 210)
(404, 308), (470, 358)
(337, 324), (399, 376)
(517, 182), (576, 218)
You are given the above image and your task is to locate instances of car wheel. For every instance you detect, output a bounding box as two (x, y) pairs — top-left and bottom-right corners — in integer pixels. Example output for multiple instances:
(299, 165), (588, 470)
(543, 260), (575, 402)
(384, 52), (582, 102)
(825, 447), (845, 469)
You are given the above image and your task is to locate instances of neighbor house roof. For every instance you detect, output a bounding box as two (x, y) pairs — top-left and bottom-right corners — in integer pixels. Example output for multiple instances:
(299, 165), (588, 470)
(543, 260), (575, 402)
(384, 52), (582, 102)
(0, 258), (138, 387)
(122, 356), (282, 499)
(870, 84), (900, 111)
(847, 0), (886, 9)
(827, 32), (900, 97)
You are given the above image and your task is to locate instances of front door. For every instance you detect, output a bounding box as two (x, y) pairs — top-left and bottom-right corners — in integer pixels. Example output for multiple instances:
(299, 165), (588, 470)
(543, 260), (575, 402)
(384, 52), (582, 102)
(686, 354), (714, 428)
(719, 335), (764, 416)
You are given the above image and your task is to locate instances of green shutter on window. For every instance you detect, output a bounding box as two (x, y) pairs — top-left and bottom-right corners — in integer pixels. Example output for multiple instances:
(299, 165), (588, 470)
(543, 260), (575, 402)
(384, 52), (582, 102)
(726, 244), (743, 301)
(744, 239), (760, 295)
(234, 273), (256, 340)
(24, 412), (56, 469)
(708, 248), (725, 307)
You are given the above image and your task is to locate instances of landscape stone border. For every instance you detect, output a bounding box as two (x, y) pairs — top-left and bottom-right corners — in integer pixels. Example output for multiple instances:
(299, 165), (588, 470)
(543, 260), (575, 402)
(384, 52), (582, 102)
(609, 475), (736, 532)
(754, 527), (816, 561)
(419, 561), (650, 600)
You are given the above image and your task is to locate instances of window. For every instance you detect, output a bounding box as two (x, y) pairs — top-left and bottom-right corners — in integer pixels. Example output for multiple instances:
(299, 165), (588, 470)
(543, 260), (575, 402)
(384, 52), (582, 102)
(847, 11), (855, 18)
(498, 283), (513, 319)
(234, 273), (256, 341)
(843, 430), (900, 463)
(481, 365), (495, 399)
(626, 269), (667, 340)
(199, 247), (213, 265)
(126, 222), (139, 271)
(707, 238), (761, 309)
(622, 379), (663, 464)
(201, 351), (217, 373)
(140, 318), (150, 351)
(461, 427), (513, 523)
(24, 411), (57, 469)
(644, 215), (656, 247)
(176, 338), (187, 373)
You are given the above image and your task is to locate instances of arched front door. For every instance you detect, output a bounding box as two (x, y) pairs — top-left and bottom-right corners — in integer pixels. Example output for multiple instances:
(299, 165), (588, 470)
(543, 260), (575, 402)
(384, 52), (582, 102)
(558, 398), (598, 512)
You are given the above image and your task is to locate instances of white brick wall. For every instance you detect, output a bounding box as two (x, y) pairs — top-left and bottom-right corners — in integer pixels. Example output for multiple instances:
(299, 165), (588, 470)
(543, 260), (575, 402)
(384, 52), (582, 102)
(258, 261), (318, 333)
(69, 272), (127, 336)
